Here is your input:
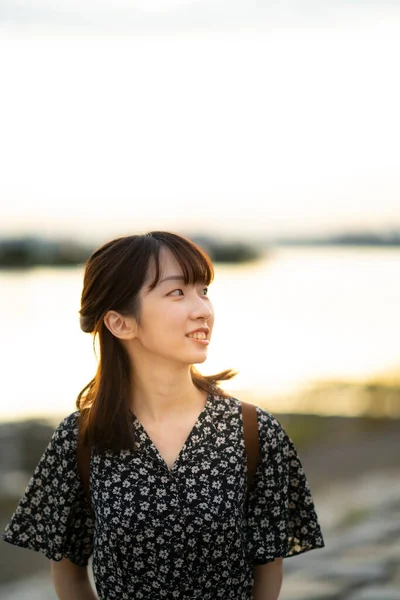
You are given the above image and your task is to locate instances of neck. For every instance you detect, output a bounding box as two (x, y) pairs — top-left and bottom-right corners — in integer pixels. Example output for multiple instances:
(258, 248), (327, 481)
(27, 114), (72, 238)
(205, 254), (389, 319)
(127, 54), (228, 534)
(129, 361), (206, 424)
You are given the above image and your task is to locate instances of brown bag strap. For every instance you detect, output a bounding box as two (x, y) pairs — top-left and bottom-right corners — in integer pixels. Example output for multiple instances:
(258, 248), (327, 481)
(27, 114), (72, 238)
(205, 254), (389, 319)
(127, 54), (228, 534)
(76, 412), (92, 512)
(241, 401), (260, 499)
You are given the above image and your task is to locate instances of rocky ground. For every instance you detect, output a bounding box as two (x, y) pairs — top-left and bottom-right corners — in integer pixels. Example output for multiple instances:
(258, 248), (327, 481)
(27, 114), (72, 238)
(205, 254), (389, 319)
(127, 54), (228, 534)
(280, 467), (400, 600)
(1, 413), (399, 599)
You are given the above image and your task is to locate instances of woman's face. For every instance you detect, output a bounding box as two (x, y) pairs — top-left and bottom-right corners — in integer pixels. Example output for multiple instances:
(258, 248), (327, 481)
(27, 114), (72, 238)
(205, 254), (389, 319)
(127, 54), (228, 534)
(131, 248), (214, 366)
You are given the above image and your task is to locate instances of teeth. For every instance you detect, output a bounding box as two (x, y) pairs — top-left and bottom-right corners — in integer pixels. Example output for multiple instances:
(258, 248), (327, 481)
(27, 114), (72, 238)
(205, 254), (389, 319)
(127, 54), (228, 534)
(187, 332), (207, 340)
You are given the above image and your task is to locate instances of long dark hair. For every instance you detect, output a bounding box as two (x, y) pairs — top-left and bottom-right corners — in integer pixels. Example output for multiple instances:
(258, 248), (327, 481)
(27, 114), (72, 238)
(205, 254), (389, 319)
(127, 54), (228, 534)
(76, 231), (237, 451)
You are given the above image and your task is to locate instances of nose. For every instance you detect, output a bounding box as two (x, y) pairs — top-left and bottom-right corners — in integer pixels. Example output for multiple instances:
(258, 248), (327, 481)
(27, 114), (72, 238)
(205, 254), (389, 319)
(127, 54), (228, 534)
(190, 294), (213, 322)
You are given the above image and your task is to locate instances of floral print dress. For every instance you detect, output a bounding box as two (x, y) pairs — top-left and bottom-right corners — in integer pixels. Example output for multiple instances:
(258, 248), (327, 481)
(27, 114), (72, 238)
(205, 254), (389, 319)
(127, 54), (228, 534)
(2, 394), (325, 599)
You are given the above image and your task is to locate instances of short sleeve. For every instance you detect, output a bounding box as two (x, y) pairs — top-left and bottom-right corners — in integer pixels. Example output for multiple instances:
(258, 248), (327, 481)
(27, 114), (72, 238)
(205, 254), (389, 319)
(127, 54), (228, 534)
(2, 412), (94, 566)
(245, 407), (325, 564)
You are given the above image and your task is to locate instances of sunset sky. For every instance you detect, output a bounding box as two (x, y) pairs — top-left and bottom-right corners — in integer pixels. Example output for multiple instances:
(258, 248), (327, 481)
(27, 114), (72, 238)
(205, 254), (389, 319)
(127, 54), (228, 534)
(1, 1), (400, 241)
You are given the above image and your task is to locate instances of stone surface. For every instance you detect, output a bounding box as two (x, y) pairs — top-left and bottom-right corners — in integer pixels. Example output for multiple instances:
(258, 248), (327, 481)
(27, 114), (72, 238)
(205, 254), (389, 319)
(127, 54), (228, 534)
(341, 543), (400, 566)
(311, 560), (390, 585)
(0, 574), (56, 600)
(337, 520), (399, 549)
(387, 540), (400, 562)
(390, 564), (400, 586)
(280, 575), (347, 600)
(346, 586), (400, 600)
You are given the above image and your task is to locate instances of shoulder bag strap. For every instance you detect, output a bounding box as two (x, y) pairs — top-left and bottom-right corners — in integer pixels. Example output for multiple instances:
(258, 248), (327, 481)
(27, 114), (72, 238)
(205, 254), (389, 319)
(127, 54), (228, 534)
(76, 412), (93, 513)
(241, 401), (260, 499)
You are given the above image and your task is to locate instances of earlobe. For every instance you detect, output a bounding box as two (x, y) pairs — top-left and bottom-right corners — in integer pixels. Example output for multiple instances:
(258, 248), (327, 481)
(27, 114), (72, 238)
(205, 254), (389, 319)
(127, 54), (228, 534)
(103, 310), (137, 340)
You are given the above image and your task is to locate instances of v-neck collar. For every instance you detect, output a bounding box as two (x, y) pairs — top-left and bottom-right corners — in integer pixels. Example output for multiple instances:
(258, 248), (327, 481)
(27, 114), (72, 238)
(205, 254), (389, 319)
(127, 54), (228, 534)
(131, 392), (224, 473)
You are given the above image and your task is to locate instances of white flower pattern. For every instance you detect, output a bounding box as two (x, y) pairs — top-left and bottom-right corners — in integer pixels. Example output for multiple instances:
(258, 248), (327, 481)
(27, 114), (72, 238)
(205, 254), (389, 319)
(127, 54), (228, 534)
(2, 394), (324, 599)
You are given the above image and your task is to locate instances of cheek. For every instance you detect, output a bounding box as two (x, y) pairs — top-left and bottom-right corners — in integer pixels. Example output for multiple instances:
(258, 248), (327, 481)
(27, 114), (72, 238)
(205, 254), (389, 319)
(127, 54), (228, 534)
(154, 304), (186, 333)
(208, 312), (215, 333)
(208, 301), (215, 321)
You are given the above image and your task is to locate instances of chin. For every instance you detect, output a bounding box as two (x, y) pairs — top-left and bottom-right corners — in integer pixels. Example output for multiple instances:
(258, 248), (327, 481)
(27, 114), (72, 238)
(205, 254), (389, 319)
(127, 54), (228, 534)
(191, 352), (209, 365)
(180, 350), (208, 366)
(192, 358), (207, 365)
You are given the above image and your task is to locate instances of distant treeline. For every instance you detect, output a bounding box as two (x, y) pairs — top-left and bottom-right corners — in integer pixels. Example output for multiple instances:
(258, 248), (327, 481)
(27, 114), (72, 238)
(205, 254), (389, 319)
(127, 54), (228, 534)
(279, 232), (400, 246)
(0, 236), (263, 268)
(1, 230), (400, 268)
(0, 238), (92, 268)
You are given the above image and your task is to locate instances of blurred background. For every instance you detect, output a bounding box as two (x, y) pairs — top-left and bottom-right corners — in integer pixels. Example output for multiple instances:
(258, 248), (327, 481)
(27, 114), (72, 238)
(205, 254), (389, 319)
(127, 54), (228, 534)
(1, 1), (400, 599)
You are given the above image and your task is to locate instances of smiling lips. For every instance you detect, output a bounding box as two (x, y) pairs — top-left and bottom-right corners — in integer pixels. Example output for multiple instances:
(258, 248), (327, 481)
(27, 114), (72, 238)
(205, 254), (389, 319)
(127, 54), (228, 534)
(186, 330), (209, 345)
(187, 331), (207, 340)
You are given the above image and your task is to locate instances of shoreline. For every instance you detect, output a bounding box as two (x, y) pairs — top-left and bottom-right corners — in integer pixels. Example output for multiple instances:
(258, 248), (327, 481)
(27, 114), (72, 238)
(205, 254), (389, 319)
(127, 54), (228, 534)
(1, 411), (399, 493)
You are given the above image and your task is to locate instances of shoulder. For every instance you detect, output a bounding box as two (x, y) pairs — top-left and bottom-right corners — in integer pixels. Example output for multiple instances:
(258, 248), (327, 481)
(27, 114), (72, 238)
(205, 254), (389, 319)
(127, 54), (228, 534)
(54, 410), (80, 437)
(211, 394), (287, 433)
(49, 411), (80, 455)
(227, 395), (289, 444)
(255, 406), (287, 439)
(225, 395), (280, 425)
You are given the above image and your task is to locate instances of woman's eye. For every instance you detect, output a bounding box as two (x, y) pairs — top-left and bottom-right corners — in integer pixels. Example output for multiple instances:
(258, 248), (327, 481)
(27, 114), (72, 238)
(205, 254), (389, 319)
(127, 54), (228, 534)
(168, 287), (208, 297)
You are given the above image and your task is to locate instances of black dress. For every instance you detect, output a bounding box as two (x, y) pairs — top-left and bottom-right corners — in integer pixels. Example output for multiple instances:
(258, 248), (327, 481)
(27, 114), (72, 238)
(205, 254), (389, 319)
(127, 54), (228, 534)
(2, 393), (325, 599)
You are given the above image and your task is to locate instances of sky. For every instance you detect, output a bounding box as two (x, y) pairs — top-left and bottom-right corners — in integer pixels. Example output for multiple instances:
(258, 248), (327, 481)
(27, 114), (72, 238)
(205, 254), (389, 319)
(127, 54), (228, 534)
(1, 1), (400, 241)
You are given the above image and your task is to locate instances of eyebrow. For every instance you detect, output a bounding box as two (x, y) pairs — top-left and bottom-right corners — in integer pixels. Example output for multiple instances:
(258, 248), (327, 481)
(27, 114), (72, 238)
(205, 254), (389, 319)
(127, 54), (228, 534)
(159, 275), (186, 284)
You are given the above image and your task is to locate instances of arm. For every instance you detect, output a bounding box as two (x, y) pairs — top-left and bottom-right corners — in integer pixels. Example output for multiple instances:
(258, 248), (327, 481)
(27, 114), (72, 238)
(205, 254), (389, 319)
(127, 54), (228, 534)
(252, 558), (283, 600)
(50, 558), (98, 600)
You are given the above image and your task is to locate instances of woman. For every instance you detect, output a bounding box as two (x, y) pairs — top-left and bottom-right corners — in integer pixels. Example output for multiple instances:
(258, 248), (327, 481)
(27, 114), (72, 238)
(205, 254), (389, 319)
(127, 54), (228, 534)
(2, 231), (324, 600)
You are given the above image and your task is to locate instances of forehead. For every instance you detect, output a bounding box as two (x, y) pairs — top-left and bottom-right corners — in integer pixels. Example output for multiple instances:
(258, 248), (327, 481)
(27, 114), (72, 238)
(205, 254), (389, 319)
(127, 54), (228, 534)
(149, 248), (183, 280)
(142, 249), (183, 293)
(143, 243), (212, 294)
(158, 248), (182, 275)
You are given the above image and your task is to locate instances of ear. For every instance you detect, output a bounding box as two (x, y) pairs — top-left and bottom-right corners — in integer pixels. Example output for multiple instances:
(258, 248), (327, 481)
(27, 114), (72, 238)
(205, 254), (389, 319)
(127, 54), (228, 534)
(103, 310), (138, 340)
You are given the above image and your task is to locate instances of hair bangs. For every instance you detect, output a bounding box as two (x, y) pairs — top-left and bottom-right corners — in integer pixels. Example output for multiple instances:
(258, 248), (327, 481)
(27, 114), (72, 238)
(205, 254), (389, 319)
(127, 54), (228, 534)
(146, 231), (214, 291)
